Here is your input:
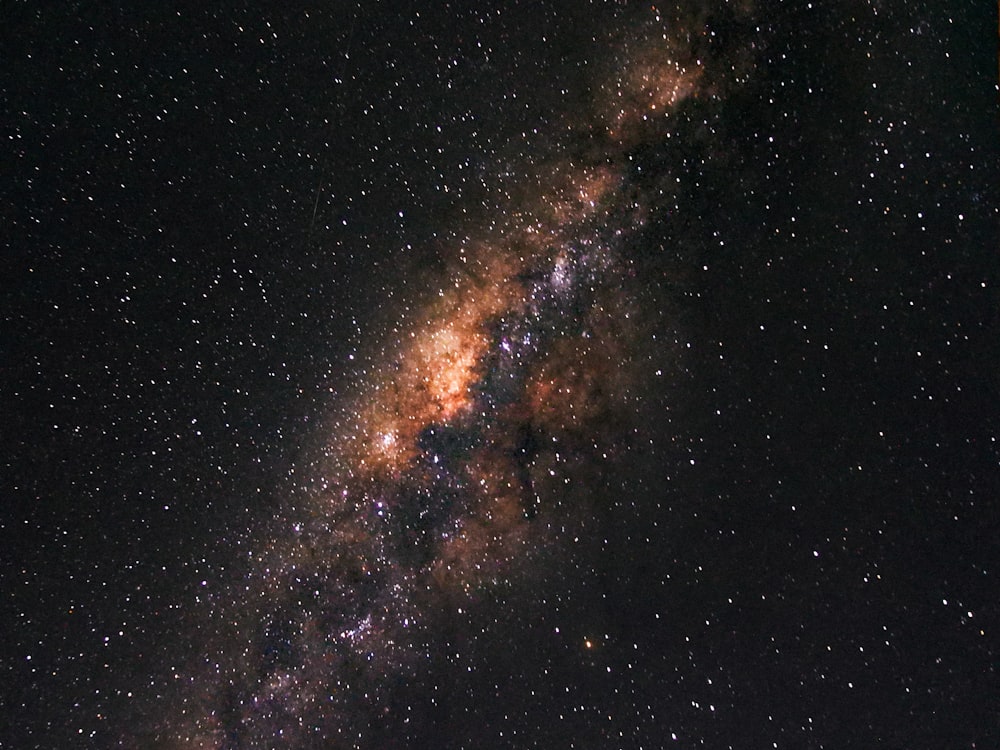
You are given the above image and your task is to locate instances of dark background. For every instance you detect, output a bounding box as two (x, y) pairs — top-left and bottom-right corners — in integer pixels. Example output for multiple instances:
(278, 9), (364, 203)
(2, 2), (997, 747)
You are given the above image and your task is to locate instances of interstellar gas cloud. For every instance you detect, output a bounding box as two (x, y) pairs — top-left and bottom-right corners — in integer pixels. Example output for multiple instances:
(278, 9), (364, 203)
(132, 4), (764, 747)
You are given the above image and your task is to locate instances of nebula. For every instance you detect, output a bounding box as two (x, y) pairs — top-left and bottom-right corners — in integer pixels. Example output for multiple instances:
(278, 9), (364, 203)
(135, 4), (759, 747)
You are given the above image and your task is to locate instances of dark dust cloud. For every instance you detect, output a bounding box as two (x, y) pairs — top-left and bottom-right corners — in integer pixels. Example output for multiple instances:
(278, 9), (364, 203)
(2, 2), (997, 749)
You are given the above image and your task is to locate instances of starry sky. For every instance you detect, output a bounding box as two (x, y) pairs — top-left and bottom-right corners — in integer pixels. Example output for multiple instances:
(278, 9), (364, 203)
(2, 2), (998, 748)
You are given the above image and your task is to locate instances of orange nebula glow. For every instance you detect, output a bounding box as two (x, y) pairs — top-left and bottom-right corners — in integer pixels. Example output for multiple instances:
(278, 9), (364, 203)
(599, 38), (704, 149)
(339, 244), (524, 481)
(543, 164), (620, 226)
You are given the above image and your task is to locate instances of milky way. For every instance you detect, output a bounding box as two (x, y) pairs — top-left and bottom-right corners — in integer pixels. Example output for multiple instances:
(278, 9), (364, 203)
(136, 5), (760, 747)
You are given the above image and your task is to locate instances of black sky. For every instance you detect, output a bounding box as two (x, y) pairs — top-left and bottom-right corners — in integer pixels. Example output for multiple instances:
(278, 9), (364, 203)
(3, 2), (999, 748)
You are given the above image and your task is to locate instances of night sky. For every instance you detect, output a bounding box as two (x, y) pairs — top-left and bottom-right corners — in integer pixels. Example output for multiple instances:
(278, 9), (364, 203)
(3, 2), (998, 748)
